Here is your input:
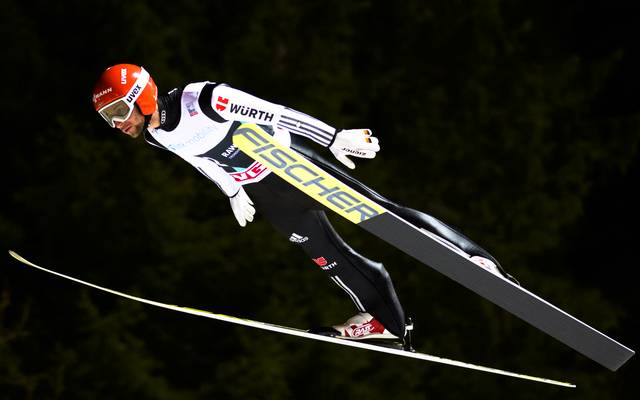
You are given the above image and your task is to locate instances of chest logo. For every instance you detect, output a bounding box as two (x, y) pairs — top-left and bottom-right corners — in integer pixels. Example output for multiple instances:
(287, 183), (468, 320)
(216, 96), (229, 111)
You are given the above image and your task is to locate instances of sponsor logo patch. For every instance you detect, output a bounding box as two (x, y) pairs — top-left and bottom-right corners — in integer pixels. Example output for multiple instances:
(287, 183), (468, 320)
(351, 323), (375, 337)
(228, 104), (274, 122)
(221, 144), (239, 158)
(186, 101), (198, 116)
(214, 96), (274, 122)
(166, 128), (210, 152)
(313, 257), (327, 267)
(341, 148), (367, 157)
(216, 96), (229, 111)
(92, 87), (113, 103)
(312, 257), (337, 271)
(125, 84), (142, 104)
(289, 233), (309, 243)
(229, 161), (269, 182)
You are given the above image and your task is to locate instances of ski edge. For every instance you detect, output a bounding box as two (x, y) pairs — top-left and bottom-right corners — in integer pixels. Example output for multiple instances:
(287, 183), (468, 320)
(7, 250), (575, 388)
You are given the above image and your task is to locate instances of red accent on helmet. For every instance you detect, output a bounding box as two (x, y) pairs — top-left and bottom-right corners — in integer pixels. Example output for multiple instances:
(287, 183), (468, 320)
(92, 64), (158, 116)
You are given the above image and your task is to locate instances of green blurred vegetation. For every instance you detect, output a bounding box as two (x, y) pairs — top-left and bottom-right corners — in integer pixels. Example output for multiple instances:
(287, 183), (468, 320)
(1, 0), (638, 399)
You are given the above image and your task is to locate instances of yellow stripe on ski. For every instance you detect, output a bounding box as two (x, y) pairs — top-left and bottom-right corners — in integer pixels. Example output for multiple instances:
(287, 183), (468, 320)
(232, 124), (386, 224)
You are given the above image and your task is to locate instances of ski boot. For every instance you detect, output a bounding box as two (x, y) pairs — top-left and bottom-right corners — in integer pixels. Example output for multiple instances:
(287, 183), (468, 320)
(309, 312), (399, 340)
(308, 313), (416, 352)
(470, 256), (520, 285)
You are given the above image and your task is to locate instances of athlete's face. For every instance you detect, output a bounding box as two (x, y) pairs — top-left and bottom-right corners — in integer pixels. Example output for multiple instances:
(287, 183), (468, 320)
(114, 105), (146, 138)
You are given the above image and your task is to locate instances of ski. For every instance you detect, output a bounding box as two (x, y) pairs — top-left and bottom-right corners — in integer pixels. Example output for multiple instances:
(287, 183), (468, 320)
(7, 250), (574, 387)
(232, 123), (635, 372)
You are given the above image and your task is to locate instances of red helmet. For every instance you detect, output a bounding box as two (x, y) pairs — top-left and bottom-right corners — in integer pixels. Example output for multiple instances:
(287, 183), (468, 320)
(92, 64), (158, 127)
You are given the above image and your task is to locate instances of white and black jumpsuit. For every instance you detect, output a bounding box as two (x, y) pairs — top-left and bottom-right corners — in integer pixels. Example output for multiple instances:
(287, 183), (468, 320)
(145, 82), (504, 338)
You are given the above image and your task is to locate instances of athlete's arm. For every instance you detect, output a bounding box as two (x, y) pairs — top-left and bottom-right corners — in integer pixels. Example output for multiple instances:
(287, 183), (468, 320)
(186, 155), (256, 227)
(210, 84), (380, 169)
(185, 155), (239, 196)
(210, 84), (336, 146)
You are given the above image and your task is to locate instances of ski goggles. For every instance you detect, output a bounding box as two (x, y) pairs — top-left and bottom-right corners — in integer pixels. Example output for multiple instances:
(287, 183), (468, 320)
(97, 68), (150, 127)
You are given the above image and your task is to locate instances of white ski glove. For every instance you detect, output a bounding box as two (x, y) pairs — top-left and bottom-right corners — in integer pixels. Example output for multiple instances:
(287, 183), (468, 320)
(229, 187), (255, 227)
(329, 129), (380, 169)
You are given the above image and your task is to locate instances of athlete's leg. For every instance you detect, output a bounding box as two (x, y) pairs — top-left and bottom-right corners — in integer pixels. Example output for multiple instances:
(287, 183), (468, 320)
(289, 139), (517, 283)
(246, 177), (406, 337)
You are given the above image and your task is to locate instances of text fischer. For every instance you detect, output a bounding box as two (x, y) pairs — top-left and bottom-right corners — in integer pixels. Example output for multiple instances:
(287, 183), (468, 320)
(235, 127), (380, 223)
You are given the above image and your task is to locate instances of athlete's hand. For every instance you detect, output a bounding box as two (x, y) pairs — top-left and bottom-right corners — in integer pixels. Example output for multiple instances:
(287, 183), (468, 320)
(229, 187), (255, 227)
(329, 129), (380, 169)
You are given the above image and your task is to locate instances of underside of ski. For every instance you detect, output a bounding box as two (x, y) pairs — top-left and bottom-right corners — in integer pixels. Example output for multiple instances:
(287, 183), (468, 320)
(8, 250), (574, 387)
(232, 123), (635, 372)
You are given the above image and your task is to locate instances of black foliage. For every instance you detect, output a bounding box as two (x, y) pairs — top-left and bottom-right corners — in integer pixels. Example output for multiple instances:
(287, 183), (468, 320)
(1, 1), (638, 399)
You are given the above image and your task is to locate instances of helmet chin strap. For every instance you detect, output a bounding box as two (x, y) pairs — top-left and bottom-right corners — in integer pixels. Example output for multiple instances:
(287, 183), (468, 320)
(144, 113), (152, 129)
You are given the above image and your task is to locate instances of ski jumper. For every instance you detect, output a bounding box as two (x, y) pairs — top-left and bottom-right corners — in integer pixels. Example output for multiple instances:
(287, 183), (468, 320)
(145, 82), (503, 337)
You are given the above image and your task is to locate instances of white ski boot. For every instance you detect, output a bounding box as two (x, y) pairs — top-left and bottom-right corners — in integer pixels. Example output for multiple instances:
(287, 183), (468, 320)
(470, 256), (502, 276)
(470, 255), (520, 285)
(420, 228), (520, 285)
(309, 312), (400, 341)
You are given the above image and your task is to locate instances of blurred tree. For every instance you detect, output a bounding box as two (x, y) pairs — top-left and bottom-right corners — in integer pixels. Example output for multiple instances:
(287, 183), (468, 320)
(1, 0), (637, 399)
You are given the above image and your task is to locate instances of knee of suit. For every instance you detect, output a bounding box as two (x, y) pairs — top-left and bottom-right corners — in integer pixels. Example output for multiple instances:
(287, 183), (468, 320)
(374, 260), (392, 283)
(342, 246), (390, 280)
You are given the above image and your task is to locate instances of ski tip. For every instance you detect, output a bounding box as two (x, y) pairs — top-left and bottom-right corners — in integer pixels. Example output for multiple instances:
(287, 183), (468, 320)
(8, 250), (30, 266)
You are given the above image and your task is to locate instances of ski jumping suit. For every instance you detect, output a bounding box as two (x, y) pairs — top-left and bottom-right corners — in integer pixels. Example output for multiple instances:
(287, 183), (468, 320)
(145, 82), (502, 337)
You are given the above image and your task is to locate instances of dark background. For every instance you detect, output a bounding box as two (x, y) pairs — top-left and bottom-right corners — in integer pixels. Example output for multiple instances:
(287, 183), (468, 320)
(1, 1), (638, 399)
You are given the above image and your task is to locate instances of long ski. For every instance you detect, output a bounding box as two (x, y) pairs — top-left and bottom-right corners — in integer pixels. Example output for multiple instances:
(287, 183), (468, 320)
(8, 250), (574, 387)
(232, 123), (635, 371)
